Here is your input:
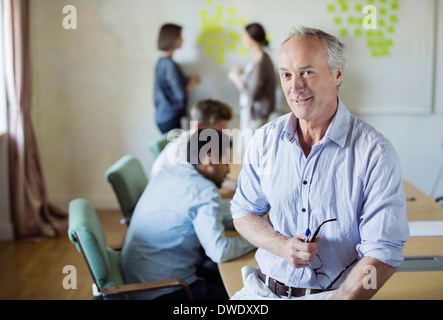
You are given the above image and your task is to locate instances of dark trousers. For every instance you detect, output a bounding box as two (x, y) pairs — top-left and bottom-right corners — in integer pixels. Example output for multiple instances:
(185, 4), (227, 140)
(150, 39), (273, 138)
(155, 263), (229, 300)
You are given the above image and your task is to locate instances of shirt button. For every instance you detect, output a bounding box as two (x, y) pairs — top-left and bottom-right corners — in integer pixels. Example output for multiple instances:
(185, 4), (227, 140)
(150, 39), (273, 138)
(303, 181), (308, 185)
(302, 208), (306, 213)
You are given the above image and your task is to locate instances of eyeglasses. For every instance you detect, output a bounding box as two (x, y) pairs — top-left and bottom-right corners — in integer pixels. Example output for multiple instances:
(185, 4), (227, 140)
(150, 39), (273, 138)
(306, 218), (358, 290)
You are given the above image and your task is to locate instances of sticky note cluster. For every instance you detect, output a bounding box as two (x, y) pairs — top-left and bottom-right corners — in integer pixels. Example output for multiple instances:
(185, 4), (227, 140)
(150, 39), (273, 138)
(327, 0), (400, 57)
(197, 0), (248, 65)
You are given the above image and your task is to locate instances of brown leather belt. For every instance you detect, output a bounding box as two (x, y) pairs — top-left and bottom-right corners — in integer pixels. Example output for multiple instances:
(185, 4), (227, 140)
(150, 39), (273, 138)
(257, 268), (327, 298)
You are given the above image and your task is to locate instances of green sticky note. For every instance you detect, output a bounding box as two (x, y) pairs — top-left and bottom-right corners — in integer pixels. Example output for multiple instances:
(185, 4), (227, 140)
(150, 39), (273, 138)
(355, 4), (362, 12)
(387, 26), (395, 33)
(392, 3), (399, 10)
(354, 29), (362, 37)
(327, 4), (335, 12)
(390, 15), (398, 23)
(228, 31), (240, 40)
(205, 48), (214, 56)
(334, 17), (341, 25)
(340, 29), (348, 37)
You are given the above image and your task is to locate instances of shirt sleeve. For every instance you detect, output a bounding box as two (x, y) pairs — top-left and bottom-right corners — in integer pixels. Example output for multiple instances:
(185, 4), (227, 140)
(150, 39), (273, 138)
(192, 186), (255, 263)
(230, 133), (271, 219)
(165, 61), (187, 112)
(242, 58), (267, 102)
(356, 138), (410, 267)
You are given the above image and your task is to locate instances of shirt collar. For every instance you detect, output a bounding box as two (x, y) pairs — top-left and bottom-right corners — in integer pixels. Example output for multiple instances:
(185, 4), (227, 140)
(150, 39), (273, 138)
(282, 98), (351, 149)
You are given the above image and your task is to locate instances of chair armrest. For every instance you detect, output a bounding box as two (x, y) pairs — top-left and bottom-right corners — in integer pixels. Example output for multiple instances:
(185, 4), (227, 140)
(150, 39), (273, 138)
(120, 217), (131, 225)
(100, 278), (193, 299)
(109, 243), (123, 251)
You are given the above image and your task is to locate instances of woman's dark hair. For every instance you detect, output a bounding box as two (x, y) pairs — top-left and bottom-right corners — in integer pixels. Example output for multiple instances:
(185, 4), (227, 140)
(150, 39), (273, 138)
(245, 23), (269, 47)
(158, 23), (182, 51)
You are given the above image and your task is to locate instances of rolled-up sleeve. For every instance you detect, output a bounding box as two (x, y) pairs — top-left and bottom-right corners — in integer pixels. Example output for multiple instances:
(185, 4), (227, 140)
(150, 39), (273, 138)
(231, 135), (270, 220)
(356, 139), (410, 267)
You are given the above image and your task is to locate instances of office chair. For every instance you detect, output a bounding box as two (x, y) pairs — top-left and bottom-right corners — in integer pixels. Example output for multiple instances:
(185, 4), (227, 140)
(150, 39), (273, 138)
(148, 130), (181, 159)
(68, 198), (193, 300)
(105, 155), (148, 225)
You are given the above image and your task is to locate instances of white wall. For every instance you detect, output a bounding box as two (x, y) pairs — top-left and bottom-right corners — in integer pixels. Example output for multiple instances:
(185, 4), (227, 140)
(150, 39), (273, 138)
(28, 0), (443, 211)
(359, 1), (443, 199)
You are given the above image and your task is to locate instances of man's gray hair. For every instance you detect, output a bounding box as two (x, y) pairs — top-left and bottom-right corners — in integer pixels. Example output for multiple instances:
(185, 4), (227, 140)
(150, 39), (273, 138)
(283, 26), (347, 88)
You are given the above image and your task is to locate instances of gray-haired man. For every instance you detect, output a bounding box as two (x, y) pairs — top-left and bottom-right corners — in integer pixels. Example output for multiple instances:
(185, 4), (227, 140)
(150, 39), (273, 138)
(231, 26), (409, 300)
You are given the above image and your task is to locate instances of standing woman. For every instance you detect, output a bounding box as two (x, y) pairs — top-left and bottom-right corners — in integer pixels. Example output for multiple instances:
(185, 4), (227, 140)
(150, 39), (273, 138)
(154, 23), (200, 134)
(228, 23), (276, 131)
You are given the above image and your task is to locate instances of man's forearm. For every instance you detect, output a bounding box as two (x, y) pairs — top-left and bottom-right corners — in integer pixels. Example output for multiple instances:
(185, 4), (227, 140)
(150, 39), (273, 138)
(233, 214), (319, 268)
(330, 256), (398, 300)
(233, 214), (287, 256)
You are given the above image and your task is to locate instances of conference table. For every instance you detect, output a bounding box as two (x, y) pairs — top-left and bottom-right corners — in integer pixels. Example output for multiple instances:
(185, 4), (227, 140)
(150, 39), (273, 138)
(219, 177), (443, 300)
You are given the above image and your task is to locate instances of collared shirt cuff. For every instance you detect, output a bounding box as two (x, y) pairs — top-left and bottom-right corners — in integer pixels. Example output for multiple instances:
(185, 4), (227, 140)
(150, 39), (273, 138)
(356, 242), (405, 267)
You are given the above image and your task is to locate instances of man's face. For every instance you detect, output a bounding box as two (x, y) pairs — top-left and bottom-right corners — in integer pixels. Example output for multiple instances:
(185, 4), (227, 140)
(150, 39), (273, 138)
(207, 149), (231, 189)
(278, 36), (343, 125)
(211, 162), (230, 189)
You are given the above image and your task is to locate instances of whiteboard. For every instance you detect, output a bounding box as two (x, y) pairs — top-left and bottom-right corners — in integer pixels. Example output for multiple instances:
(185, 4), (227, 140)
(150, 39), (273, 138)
(117, 0), (437, 115)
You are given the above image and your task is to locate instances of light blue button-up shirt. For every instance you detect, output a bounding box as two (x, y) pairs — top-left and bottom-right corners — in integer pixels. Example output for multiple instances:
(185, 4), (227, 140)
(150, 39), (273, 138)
(121, 163), (254, 299)
(231, 100), (409, 290)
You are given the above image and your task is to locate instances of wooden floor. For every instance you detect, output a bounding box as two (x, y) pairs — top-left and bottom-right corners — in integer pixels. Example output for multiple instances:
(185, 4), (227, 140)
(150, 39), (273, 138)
(0, 210), (127, 300)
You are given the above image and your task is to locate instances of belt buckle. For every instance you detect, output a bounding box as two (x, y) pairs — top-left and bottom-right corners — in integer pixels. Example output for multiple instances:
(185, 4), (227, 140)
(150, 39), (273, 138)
(286, 287), (292, 298)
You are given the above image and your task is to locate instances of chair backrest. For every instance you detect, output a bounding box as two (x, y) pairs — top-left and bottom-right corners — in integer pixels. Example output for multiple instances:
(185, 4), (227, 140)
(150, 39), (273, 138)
(148, 132), (170, 159)
(68, 198), (126, 299)
(148, 130), (181, 159)
(104, 155), (148, 221)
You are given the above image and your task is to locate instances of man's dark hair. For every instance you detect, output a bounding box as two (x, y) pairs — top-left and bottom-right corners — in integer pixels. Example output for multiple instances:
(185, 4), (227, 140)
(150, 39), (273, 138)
(187, 129), (232, 166)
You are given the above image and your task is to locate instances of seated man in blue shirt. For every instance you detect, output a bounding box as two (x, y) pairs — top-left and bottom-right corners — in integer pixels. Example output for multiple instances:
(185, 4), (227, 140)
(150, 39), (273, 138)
(231, 26), (409, 300)
(121, 129), (254, 300)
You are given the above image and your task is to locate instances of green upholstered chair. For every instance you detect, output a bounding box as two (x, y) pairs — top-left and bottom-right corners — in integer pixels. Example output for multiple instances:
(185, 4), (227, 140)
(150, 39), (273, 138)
(105, 155), (148, 225)
(68, 198), (193, 300)
(148, 130), (181, 159)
